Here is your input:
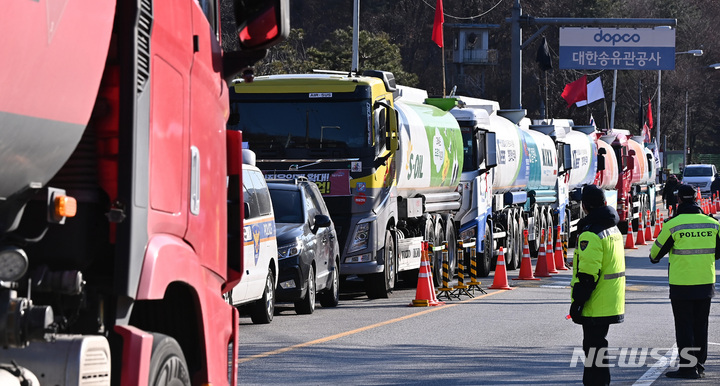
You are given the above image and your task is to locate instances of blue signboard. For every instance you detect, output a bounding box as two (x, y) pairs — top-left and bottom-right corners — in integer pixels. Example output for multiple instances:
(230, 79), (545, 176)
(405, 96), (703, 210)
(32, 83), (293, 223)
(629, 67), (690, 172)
(559, 27), (676, 70)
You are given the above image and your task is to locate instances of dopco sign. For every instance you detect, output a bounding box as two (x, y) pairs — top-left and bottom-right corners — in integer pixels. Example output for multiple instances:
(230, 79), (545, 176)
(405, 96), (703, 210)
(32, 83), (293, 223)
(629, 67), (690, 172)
(559, 27), (675, 70)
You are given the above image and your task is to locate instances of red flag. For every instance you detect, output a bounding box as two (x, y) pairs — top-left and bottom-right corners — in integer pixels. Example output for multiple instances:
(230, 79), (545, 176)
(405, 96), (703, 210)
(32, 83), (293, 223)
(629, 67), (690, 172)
(432, 0), (444, 47)
(647, 98), (653, 129)
(561, 75), (587, 108)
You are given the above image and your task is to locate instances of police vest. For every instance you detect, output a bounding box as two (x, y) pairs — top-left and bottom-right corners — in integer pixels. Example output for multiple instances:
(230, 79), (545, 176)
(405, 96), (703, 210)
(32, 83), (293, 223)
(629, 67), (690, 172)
(651, 213), (718, 285)
(571, 226), (626, 318)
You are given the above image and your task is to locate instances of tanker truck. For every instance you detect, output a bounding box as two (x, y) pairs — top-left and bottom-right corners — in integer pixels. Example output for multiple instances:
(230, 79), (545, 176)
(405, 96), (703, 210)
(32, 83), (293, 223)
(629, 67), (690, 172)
(450, 99), (570, 273)
(0, 0), (287, 384)
(228, 71), (465, 298)
(599, 131), (658, 232)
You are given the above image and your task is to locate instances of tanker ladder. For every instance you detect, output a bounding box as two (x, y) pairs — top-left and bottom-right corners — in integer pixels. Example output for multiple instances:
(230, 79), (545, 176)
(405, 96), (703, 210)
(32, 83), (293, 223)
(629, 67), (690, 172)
(435, 242), (460, 301)
(462, 238), (487, 294)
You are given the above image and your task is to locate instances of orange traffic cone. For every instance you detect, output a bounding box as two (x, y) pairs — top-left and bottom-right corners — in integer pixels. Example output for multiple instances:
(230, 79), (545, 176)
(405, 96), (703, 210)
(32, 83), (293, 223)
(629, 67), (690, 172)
(715, 193), (719, 212)
(635, 215), (647, 246)
(514, 230), (540, 281)
(488, 247), (514, 290)
(546, 230), (559, 274)
(668, 205), (673, 217)
(645, 210), (654, 241)
(625, 221), (637, 249)
(534, 229), (552, 277)
(654, 210), (662, 238)
(554, 225), (569, 271)
(410, 241), (444, 306)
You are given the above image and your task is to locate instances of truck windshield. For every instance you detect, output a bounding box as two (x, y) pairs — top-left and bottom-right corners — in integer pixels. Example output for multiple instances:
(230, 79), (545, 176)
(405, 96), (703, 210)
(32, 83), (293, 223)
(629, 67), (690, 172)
(230, 101), (370, 149)
(684, 166), (713, 177)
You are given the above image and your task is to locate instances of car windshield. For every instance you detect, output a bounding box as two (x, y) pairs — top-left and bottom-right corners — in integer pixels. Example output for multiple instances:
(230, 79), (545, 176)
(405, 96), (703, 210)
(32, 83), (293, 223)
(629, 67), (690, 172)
(230, 100), (370, 149)
(684, 167), (713, 177)
(269, 189), (304, 223)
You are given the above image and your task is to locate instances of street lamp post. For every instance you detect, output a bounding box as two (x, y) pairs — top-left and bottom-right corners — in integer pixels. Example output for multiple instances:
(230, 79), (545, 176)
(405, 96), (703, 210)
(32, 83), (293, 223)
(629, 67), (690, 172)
(657, 49), (702, 178)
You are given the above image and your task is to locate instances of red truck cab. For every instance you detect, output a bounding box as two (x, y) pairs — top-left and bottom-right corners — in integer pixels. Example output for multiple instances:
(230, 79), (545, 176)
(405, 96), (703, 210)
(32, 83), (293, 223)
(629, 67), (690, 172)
(0, 1), (287, 385)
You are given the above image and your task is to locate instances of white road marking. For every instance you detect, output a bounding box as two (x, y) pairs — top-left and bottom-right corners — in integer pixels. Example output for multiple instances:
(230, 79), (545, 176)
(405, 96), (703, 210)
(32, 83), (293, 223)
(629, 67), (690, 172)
(633, 344), (677, 386)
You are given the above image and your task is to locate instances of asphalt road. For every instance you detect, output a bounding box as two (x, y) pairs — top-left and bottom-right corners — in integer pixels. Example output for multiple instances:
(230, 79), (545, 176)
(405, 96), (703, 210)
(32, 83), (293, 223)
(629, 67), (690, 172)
(236, 214), (720, 385)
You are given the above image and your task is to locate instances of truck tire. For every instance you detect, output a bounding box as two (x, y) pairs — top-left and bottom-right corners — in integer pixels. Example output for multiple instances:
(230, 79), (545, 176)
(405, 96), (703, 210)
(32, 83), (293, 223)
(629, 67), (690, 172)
(444, 219), (458, 280)
(319, 260), (340, 307)
(365, 230), (396, 299)
(295, 265), (316, 314)
(476, 222), (493, 277)
(505, 214), (518, 270)
(250, 271), (275, 324)
(148, 333), (191, 386)
(432, 220), (445, 287)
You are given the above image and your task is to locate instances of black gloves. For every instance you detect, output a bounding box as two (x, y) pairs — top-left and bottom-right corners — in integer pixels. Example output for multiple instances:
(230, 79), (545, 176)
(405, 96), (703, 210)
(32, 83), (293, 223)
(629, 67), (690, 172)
(569, 302), (584, 324)
(649, 255), (661, 264)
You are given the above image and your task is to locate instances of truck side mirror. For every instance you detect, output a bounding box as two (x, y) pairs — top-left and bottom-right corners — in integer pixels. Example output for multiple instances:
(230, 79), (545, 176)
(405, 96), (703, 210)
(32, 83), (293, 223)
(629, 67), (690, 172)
(388, 108), (399, 152)
(484, 131), (497, 169)
(312, 214), (331, 233)
(597, 148), (606, 171)
(563, 143), (573, 170)
(235, 0), (290, 50)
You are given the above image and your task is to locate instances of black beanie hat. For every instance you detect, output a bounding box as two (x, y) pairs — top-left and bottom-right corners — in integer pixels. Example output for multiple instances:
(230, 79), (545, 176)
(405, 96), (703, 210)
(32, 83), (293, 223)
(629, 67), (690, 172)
(677, 184), (696, 201)
(582, 184), (606, 210)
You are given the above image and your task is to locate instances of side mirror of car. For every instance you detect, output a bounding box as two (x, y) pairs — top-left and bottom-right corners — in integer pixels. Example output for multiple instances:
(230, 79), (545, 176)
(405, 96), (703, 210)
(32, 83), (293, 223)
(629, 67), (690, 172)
(312, 214), (331, 233)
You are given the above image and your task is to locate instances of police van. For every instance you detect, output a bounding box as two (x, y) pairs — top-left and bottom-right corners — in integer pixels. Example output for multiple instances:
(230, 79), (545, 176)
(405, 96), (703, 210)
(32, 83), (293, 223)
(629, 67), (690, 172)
(228, 150), (279, 324)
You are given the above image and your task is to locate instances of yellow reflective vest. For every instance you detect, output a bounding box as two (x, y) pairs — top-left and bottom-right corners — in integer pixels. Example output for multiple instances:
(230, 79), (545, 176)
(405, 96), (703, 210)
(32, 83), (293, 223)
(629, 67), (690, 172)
(650, 213), (718, 286)
(571, 226), (626, 319)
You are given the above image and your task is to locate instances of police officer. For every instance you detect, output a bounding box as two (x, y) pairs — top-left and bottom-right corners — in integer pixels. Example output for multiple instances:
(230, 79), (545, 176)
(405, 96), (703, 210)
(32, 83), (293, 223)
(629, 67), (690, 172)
(650, 184), (720, 379)
(570, 185), (626, 386)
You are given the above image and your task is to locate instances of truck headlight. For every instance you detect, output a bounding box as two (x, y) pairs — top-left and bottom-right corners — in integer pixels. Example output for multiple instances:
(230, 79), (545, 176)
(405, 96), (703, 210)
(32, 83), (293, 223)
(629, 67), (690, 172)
(278, 241), (302, 259)
(348, 222), (370, 253)
(459, 225), (477, 242)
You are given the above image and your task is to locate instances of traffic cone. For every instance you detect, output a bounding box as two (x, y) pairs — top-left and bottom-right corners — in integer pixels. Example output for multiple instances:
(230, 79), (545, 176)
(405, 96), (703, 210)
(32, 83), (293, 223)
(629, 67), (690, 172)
(625, 221), (637, 249)
(715, 193), (719, 212)
(410, 241), (444, 306)
(644, 210), (654, 241)
(635, 215), (647, 246)
(668, 205), (673, 217)
(554, 225), (568, 271)
(534, 229), (552, 277)
(514, 230), (540, 280)
(654, 210), (662, 238)
(488, 247), (514, 290)
(546, 231), (559, 274)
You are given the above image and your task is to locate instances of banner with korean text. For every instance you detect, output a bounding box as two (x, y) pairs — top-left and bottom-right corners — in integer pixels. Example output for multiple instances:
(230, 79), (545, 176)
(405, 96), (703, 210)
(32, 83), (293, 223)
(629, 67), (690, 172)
(559, 27), (675, 70)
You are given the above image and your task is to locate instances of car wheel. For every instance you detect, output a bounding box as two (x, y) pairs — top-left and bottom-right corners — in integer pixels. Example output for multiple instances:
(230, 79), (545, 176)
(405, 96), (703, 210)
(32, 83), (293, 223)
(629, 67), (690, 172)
(148, 333), (191, 386)
(250, 271), (275, 324)
(365, 230), (396, 299)
(319, 261), (340, 307)
(295, 265), (316, 314)
(476, 221), (493, 277)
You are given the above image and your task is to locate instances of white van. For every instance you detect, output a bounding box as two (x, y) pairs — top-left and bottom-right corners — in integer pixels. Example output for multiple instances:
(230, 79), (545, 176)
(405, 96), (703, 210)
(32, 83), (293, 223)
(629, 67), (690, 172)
(228, 153), (278, 324)
(682, 164), (717, 196)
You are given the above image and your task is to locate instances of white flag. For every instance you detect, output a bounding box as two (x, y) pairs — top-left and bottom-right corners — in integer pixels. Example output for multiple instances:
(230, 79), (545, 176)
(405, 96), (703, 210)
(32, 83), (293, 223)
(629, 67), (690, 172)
(576, 77), (604, 107)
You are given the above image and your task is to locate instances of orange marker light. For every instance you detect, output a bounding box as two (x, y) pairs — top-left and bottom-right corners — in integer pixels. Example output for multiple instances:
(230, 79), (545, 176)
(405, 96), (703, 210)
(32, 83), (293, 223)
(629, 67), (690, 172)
(54, 195), (77, 218)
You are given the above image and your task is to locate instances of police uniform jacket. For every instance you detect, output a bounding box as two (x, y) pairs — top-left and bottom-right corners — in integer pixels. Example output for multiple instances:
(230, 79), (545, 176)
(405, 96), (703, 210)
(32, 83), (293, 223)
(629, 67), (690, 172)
(650, 202), (720, 299)
(571, 205), (626, 324)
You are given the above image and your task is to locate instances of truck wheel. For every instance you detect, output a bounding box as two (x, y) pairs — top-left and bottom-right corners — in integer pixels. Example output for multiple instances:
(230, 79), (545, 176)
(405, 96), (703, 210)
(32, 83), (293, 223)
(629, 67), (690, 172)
(511, 216), (524, 270)
(366, 230), (396, 299)
(295, 265), (316, 314)
(504, 216), (516, 270)
(531, 207), (546, 258)
(444, 219), (458, 280)
(319, 261), (340, 307)
(432, 220), (445, 287)
(148, 333), (191, 386)
(250, 271), (275, 324)
(476, 223), (492, 277)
